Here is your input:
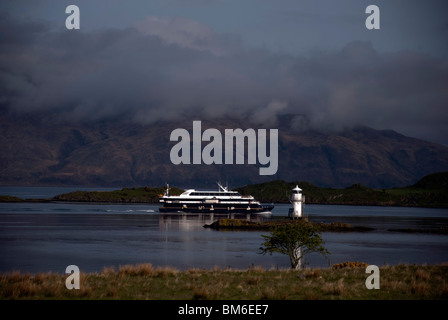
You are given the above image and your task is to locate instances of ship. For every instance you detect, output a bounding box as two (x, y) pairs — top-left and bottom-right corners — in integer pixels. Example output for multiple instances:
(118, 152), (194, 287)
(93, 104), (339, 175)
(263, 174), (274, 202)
(158, 183), (274, 214)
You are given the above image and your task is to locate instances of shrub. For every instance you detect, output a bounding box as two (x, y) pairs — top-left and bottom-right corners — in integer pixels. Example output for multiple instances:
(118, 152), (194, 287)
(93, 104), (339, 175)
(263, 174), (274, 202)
(332, 261), (369, 269)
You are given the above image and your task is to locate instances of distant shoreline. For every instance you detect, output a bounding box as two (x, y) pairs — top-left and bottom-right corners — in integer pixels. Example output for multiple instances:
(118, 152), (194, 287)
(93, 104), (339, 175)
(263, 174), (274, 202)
(1, 171), (447, 208)
(1, 193), (447, 209)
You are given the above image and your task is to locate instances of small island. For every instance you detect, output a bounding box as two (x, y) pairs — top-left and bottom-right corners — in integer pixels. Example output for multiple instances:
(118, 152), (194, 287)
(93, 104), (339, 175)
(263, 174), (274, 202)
(203, 218), (375, 232)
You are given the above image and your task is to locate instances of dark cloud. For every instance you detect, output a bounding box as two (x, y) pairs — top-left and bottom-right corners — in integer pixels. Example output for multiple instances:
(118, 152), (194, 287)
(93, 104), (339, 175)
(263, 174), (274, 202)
(1, 13), (447, 145)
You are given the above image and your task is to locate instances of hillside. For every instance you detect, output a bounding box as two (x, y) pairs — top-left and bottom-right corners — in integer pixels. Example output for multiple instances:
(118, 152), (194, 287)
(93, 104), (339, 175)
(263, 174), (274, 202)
(234, 172), (448, 208)
(1, 115), (448, 189)
(3, 172), (445, 208)
(51, 186), (184, 203)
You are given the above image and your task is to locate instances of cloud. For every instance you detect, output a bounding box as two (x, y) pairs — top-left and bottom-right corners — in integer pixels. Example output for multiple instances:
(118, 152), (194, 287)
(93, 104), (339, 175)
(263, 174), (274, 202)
(134, 16), (229, 55)
(287, 41), (448, 142)
(252, 100), (289, 127)
(0, 13), (447, 145)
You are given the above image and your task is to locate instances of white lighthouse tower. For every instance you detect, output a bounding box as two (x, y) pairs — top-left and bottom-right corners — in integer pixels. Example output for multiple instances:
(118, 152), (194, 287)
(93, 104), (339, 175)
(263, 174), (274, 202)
(289, 185), (305, 219)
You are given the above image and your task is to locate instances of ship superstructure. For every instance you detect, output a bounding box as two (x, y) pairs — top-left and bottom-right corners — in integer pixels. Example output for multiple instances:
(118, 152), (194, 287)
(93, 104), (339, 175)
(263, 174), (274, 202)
(159, 183), (274, 213)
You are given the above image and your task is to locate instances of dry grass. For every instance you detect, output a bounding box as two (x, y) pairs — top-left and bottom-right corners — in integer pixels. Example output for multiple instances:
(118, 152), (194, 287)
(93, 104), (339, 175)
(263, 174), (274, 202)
(1, 263), (447, 300)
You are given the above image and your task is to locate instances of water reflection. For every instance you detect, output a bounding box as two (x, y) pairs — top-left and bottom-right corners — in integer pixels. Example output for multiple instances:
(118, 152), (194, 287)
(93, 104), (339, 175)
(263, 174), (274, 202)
(158, 212), (270, 230)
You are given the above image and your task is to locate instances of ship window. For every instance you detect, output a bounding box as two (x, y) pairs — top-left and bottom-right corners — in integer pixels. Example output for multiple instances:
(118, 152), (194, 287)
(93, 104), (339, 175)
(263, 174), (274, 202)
(186, 191), (243, 196)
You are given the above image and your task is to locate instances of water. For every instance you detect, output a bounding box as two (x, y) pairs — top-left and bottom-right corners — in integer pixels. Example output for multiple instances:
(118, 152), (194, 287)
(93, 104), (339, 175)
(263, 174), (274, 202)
(0, 186), (116, 199)
(0, 187), (447, 274)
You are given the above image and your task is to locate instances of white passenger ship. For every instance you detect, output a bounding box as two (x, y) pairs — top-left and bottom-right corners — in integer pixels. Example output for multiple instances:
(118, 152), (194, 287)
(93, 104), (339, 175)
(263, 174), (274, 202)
(159, 183), (274, 213)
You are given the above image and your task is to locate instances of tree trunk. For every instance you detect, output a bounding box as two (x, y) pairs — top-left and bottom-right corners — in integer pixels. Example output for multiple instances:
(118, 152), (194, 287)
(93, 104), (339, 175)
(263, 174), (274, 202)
(291, 246), (302, 270)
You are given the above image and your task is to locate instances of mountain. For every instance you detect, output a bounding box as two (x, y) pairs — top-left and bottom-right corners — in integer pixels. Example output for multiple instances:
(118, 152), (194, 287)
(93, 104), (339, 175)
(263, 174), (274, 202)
(1, 114), (448, 189)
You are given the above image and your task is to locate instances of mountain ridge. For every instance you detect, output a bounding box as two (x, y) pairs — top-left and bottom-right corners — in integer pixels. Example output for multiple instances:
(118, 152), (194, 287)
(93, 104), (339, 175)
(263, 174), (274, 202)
(1, 114), (448, 189)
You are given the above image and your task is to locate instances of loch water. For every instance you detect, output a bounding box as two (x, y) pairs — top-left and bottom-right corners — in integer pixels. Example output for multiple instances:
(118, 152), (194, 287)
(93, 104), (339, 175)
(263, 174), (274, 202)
(0, 186), (447, 274)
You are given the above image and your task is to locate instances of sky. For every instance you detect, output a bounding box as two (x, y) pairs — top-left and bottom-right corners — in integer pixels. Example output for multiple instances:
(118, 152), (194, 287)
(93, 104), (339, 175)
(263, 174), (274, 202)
(1, 0), (448, 145)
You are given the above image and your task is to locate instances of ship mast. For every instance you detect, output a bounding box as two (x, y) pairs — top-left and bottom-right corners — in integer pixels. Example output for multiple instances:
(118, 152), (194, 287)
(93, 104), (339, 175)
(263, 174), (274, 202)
(164, 183), (170, 197)
(217, 181), (228, 192)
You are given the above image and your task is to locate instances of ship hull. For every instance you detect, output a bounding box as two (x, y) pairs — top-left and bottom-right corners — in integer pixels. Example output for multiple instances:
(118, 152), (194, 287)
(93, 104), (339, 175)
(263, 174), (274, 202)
(159, 203), (274, 214)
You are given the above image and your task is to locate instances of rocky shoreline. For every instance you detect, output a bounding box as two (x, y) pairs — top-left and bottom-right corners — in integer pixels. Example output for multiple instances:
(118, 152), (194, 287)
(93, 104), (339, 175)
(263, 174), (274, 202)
(203, 218), (375, 232)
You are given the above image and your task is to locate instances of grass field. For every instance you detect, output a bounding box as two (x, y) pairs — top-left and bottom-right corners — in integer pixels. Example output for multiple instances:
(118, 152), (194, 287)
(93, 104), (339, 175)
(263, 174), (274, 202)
(1, 263), (447, 300)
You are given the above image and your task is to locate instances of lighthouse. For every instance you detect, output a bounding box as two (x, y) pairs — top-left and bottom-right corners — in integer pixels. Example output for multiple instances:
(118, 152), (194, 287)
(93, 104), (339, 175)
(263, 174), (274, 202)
(289, 185), (305, 219)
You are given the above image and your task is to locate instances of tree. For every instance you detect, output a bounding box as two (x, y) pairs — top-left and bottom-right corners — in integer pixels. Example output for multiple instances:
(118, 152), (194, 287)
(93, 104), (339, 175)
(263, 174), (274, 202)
(260, 222), (329, 270)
